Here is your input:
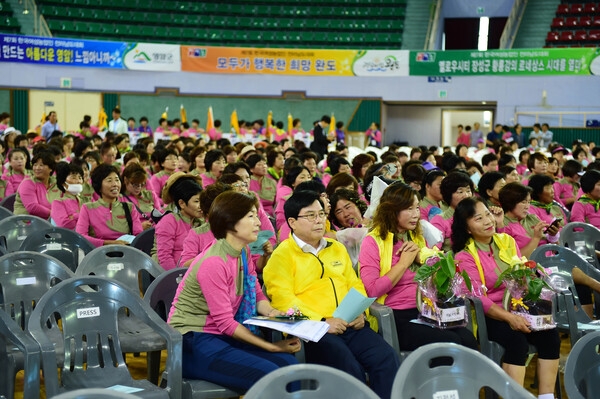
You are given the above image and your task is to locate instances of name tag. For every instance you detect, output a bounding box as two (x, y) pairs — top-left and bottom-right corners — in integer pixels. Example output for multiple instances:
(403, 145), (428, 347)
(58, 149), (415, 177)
(331, 261), (342, 267)
(107, 263), (124, 271)
(76, 307), (100, 318)
(17, 235), (27, 241)
(574, 240), (586, 247)
(16, 277), (36, 286)
(433, 390), (459, 399)
(46, 243), (62, 250)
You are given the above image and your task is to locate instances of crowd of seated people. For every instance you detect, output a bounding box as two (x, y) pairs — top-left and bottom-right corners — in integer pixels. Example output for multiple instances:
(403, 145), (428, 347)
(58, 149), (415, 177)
(3, 111), (600, 399)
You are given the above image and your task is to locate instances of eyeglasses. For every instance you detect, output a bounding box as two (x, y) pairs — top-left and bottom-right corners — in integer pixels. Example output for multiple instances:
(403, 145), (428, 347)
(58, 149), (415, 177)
(296, 211), (326, 222)
(231, 182), (248, 188)
(130, 182), (144, 189)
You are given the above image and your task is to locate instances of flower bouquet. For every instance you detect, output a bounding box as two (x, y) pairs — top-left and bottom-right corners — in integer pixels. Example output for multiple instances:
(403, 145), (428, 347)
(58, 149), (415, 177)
(414, 251), (472, 329)
(495, 256), (556, 331)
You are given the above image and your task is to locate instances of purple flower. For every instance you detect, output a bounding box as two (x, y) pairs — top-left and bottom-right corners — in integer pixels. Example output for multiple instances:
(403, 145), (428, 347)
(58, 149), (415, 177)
(426, 256), (441, 267)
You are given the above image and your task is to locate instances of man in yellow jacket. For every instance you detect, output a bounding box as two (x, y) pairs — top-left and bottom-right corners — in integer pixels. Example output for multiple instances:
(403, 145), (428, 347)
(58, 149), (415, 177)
(263, 190), (399, 399)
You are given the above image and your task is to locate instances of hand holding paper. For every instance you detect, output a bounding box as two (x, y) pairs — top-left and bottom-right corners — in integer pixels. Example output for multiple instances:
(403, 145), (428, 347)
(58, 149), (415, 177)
(333, 288), (376, 323)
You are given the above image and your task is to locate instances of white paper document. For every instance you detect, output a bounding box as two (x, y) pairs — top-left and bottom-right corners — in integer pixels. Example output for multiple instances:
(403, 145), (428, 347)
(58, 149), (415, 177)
(244, 317), (330, 342)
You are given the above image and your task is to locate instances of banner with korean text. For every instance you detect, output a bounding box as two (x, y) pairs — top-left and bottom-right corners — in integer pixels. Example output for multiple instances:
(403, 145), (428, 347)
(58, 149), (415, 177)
(181, 46), (410, 76)
(409, 48), (600, 76)
(0, 34), (180, 71)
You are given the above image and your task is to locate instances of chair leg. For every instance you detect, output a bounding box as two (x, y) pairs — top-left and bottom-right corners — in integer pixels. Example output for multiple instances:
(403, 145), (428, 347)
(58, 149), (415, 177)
(148, 350), (162, 384)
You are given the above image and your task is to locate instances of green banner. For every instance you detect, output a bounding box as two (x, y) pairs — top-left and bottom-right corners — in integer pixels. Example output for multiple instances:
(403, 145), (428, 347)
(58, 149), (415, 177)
(409, 48), (600, 76)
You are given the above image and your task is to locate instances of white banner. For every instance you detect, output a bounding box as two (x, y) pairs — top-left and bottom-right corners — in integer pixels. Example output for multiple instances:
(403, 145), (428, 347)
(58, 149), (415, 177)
(123, 43), (181, 71)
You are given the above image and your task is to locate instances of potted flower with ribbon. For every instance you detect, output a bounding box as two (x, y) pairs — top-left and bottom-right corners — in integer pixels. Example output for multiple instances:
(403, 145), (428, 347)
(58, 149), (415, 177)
(415, 251), (473, 329)
(495, 256), (556, 331)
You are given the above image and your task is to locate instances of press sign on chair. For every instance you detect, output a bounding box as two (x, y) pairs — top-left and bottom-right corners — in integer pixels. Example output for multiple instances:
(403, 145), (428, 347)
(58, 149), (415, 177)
(76, 307), (100, 318)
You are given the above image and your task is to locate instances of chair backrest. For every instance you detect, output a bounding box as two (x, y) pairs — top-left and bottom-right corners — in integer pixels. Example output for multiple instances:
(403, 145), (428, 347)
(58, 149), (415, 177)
(0, 251), (73, 330)
(0, 193), (16, 213)
(143, 267), (187, 321)
(0, 308), (40, 399)
(243, 364), (380, 399)
(391, 343), (536, 399)
(51, 388), (141, 399)
(564, 330), (600, 399)
(130, 227), (155, 257)
(0, 205), (13, 221)
(552, 199), (571, 223)
(0, 215), (53, 252)
(28, 276), (182, 398)
(19, 227), (95, 273)
(75, 245), (165, 296)
(559, 222), (600, 269)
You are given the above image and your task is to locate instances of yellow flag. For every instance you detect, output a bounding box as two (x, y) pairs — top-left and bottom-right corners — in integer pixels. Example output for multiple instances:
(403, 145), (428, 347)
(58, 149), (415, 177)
(180, 104), (187, 123)
(287, 113), (293, 133)
(266, 110), (273, 140)
(329, 113), (336, 133)
(98, 108), (108, 130)
(40, 111), (46, 124)
(231, 109), (240, 136)
(161, 107), (168, 120)
(206, 106), (214, 132)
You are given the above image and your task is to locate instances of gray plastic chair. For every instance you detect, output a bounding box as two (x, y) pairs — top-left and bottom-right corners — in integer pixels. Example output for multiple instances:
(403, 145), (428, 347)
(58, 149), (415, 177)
(0, 206), (12, 221)
(244, 363), (380, 399)
(19, 227), (95, 273)
(143, 268), (241, 399)
(531, 244), (600, 347)
(391, 343), (536, 399)
(0, 215), (52, 253)
(76, 245), (167, 384)
(0, 251), (73, 399)
(131, 227), (155, 257)
(0, 194), (16, 213)
(51, 388), (141, 399)
(28, 276), (182, 399)
(559, 222), (600, 269)
(564, 330), (600, 399)
(0, 309), (40, 399)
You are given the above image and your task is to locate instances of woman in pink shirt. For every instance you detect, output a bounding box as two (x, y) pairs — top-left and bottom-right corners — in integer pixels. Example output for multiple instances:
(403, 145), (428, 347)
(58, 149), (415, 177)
(122, 163), (161, 231)
(14, 151), (61, 218)
(359, 183), (477, 352)
(571, 169), (600, 229)
(148, 149), (178, 200)
(167, 191), (299, 391)
(50, 162), (84, 230)
(452, 197), (559, 395)
(76, 164), (143, 247)
(419, 169), (445, 221)
(3, 147), (32, 196)
(199, 149), (225, 188)
(275, 166), (312, 241)
(152, 173), (203, 271)
(247, 154), (277, 217)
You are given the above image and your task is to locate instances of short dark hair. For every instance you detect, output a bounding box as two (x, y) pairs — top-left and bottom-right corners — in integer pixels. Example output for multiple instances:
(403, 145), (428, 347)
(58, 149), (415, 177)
(204, 149), (225, 172)
(477, 171), (505, 201)
(581, 170), (600, 194)
(295, 180), (326, 194)
(284, 166), (310, 188)
(8, 147), (31, 170)
(91, 163), (120, 195)
(451, 197), (488, 253)
(328, 188), (368, 227)
(31, 150), (56, 173)
(266, 150), (283, 167)
(498, 153), (516, 167)
(321, 115), (331, 124)
(329, 157), (351, 175)
(223, 161), (250, 176)
(527, 153), (548, 171)
(284, 190), (323, 222)
(562, 160), (583, 178)
(169, 178), (203, 210)
(55, 161), (84, 193)
(481, 153), (498, 167)
(499, 182), (532, 212)
(112, 107), (121, 114)
(209, 191), (259, 239)
(527, 174), (555, 201)
(245, 154), (266, 170)
(440, 171), (473, 205)
(200, 182), (230, 215)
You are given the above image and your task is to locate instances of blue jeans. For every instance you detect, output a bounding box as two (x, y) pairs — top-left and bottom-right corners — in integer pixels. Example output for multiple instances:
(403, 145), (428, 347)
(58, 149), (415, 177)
(182, 332), (298, 392)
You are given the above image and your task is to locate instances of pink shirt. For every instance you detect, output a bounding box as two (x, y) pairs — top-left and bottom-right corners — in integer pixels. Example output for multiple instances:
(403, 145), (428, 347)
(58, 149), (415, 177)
(571, 201), (600, 228)
(455, 239), (522, 313)
(149, 171), (171, 199)
(76, 199), (143, 247)
(169, 240), (267, 336)
(553, 179), (578, 206)
(516, 164), (528, 176)
(14, 176), (60, 219)
(50, 193), (82, 230)
(275, 185), (293, 237)
(207, 128), (222, 141)
(359, 235), (418, 310)
(179, 224), (216, 266)
(456, 132), (470, 146)
(122, 189), (162, 224)
(154, 212), (202, 271)
(199, 172), (217, 189)
(503, 214), (549, 250)
(3, 170), (28, 196)
(249, 176), (277, 217)
(430, 208), (454, 250)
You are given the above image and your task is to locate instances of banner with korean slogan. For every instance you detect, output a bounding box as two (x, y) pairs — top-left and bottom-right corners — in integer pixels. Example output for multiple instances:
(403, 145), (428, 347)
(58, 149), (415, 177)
(0, 33), (181, 71)
(181, 46), (411, 77)
(409, 48), (600, 76)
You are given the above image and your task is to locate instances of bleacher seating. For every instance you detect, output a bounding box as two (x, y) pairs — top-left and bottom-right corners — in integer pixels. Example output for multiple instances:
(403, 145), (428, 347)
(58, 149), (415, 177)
(38, 0), (407, 48)
(0, 2), (21, 34)
(546, 1), (600, 47)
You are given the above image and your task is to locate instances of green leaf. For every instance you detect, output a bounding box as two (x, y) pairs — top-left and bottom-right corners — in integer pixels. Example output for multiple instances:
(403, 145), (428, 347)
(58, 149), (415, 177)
(461, 270), (472, 292)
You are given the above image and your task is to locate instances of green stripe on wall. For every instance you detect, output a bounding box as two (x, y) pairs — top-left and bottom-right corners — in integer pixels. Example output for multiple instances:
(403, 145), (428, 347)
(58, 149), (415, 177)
(103, 93), (119, 114)
(347, 100), (381, 131)
(552, 128), (600, 147)
(12, 90), (28, 133)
